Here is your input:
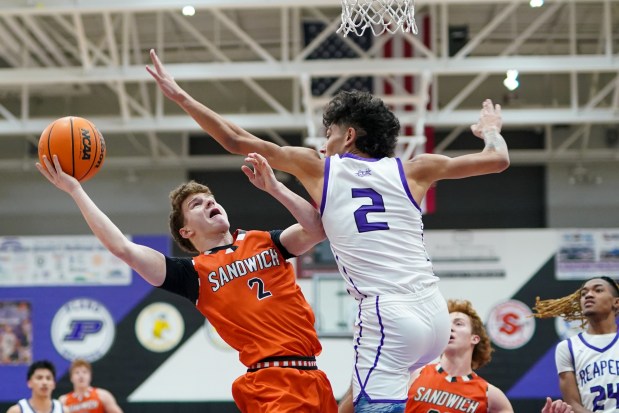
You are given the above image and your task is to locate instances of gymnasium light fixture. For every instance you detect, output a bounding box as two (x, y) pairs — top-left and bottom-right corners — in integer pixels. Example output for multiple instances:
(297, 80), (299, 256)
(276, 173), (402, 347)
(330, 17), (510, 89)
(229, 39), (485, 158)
(503, 69), (520, 91)
(182, 5), (196, 16)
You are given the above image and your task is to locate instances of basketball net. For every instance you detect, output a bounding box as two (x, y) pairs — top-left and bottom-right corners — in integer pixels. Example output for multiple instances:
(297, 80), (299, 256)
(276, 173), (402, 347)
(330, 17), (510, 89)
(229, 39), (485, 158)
(337, 0), (418, 37)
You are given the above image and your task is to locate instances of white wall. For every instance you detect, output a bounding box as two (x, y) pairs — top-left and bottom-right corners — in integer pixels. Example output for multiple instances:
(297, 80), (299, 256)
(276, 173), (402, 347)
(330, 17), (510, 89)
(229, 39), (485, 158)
(0, 168), (184, 236)
(546, 163), (619, 228)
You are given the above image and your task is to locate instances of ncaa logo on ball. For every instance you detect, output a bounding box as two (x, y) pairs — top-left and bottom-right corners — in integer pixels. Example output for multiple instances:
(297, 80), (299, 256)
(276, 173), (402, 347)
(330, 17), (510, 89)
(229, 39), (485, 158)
(80, 128), (92, 160)
(487, 299), (536, 350)
(51, 298), (115, 362)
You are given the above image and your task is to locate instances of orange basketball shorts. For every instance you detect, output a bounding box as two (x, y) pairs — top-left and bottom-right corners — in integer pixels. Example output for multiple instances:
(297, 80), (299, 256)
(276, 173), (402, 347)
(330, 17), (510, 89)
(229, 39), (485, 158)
(232, 367), (338, 413)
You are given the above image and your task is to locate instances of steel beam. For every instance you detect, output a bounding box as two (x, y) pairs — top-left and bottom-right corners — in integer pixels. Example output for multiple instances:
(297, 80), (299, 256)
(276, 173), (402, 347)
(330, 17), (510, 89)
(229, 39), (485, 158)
(0, 0), (607, 15)
(1, 56), (617, 86)
(0, 108), (616, 137)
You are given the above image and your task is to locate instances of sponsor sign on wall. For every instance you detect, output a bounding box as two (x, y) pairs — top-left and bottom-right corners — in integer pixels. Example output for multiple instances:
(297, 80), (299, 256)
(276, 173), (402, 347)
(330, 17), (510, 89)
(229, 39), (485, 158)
(556, 230), (619, 280)
(486, 300), (536, 350)
(135, 302), (185, 353)
(0, 234), (166, 403)
(0, 236), (131, 286)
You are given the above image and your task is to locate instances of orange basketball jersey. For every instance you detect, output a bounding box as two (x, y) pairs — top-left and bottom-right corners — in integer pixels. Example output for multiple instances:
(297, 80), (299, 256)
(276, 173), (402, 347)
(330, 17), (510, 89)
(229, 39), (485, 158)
(406, 364), (489, 413)
(193, 230), (322, 366)
(62, 387), (105, 413)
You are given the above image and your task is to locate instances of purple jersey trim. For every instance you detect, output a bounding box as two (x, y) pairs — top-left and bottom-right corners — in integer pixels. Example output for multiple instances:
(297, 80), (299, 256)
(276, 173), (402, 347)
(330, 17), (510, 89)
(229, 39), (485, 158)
(567, 338), (575, 371)
(335, 253), (367, 299)
(342, 153), (381, 162)
(354, 299), (364, 400)
(354, 296), (387, 401)
(396, 158), (422, 212)
(320, 156), (331, 216)
(353, 394), (408, 405)
(577, 331), (619, 352)
(358, 398), (408, 404)
(363, 296), (386, 389)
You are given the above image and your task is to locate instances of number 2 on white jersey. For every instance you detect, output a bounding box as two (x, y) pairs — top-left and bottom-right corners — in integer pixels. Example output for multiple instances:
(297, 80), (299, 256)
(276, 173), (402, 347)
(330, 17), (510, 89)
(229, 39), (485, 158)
(352, 188), (390, 233)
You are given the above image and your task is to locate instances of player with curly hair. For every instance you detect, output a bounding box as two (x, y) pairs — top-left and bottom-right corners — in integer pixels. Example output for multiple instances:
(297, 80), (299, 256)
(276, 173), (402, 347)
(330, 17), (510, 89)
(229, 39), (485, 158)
(148, 50), (510, 413)
(534, 276), (619, 413)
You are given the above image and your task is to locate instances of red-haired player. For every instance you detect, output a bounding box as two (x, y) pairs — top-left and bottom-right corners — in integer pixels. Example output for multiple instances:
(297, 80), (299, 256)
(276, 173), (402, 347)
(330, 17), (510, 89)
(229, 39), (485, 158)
(60, 359), (122, 413)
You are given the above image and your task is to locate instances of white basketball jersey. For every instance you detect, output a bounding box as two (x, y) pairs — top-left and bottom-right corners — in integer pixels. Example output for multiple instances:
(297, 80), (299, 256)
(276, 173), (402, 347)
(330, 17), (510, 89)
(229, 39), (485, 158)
(18, 399), (63, 413)
(320, 154), (437, 299)
(561, 332), (619, 412)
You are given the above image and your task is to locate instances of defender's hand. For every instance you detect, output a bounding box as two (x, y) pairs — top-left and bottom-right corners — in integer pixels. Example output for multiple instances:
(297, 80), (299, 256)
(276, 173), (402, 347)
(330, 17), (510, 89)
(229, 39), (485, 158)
(146, 49), (185, 102)
(242, 152), (280, 194)
(471, 99), (502, 139)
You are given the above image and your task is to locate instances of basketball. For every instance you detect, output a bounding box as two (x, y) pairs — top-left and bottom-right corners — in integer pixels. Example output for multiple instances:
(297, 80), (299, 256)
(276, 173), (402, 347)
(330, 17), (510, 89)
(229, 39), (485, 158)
(38, 116), (106, 182)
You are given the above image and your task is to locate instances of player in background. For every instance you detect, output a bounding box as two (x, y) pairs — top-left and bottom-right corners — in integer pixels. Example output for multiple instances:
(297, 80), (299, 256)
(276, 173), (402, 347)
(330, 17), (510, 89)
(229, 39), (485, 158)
(404, 299), (511, 413)
(148, 49), (510, 412)
(59, 359), (123, 413)
(6, 360), (63, 413)
(339, 299), (573, 413)
(36, 152), (337, 413)
(534, 276), (619, 413)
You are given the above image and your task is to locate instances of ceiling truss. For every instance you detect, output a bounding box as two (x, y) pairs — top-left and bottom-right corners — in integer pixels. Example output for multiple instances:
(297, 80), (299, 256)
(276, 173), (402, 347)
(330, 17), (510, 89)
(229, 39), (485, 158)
(0, 0), (617, 173)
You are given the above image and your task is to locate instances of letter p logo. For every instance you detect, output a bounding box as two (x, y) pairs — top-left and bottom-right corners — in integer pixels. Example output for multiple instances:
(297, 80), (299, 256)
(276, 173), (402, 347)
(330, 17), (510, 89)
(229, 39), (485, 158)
(64, 320), (104, 341)
(51, 299), (116, 361)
